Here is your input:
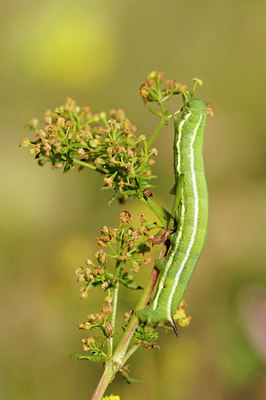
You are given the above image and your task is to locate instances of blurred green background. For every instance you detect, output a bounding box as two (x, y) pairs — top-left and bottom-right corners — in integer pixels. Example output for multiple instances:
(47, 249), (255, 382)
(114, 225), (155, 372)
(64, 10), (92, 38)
(1, 0), (265, 399)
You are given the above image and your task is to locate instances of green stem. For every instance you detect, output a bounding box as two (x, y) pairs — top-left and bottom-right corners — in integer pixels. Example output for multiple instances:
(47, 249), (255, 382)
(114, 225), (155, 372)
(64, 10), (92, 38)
(89, 267), (159, 400)
(110, 283), (119, 354)
(90, 219), (171, 400)
(122, 343), (140, 365)
(73, 158), (105, 173)
(90, 361), (115, 400)
(112, 266), (160, 366)
(147, 118), (168, 148)
(141, 196), (172, 227)
(107, 258), (121, 358)
(157, 96), (165, 116)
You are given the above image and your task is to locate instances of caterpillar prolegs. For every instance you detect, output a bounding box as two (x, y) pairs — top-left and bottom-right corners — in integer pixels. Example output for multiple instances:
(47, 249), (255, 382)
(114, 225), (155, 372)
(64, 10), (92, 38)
(138, 99), (208, 332)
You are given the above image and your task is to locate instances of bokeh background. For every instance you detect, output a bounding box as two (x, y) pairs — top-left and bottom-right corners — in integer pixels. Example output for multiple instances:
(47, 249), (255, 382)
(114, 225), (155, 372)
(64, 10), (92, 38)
(1, 0), (265, 399)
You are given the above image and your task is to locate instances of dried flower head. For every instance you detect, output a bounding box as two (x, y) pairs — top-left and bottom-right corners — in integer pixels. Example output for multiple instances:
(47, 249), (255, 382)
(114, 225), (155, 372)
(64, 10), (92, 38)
(20, 98), (157, 201)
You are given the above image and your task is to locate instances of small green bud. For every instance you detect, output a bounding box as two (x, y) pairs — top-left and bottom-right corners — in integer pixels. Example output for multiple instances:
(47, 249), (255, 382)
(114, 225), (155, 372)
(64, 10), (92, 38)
(147, 71), (157, 79)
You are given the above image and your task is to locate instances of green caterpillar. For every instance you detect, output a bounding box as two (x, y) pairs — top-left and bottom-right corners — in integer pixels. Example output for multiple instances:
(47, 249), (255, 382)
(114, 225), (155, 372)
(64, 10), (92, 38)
(138, 99), (208, 334)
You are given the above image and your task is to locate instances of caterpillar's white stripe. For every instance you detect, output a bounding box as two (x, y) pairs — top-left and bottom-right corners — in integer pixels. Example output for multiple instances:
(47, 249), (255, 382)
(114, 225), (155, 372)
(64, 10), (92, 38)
(152, 198), (185, 310)
(166, 114), (202, 320)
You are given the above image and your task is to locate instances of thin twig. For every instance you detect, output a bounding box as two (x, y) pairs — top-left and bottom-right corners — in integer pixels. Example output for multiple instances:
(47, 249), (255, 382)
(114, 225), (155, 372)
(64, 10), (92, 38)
(73, 158), (106, 173)
(147, 119), (168, 148)
(122, 343), (140, 366)
(110, 283), (119, 354)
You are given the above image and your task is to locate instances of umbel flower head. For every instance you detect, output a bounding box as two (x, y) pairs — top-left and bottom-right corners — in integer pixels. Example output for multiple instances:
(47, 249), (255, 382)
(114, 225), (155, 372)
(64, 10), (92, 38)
(20, 98), (158, 201)
(75, 210), (154, 300)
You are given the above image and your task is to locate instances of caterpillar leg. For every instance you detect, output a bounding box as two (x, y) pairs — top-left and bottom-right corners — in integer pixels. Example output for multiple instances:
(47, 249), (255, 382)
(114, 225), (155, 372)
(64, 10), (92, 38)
(172, 174), (184, 219)
(137, 305), (164, 325)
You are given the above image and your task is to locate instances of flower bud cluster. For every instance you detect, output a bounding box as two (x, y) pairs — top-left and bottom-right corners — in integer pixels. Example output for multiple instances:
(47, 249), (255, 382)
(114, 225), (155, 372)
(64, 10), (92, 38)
(139, 71), (186, 104)
(78, 335), (107, 362)
(139, 72), (207, 125)
(95, 211), (154, 283)
(173, 299), (191, 327)
(76, 293), (116, 363)
(78, 295), (114, 342)
(75, 257), (109, 300)
(75, 211), (159, 359)
(76, 211), (155, 303)
(133, 323), (159, 348)
(20, 97), (158, 199)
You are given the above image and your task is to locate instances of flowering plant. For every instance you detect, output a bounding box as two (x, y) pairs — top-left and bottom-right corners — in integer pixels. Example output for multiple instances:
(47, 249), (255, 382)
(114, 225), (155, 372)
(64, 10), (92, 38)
(20, 72), (207, 399)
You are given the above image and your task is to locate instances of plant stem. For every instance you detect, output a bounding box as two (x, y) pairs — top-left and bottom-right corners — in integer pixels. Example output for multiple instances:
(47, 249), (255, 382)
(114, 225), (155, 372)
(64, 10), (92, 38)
(142, 196), (172, 227)
(90, 361), (115, 400)
(73, 159), (97, 170)
(73, 158), (105, 173)
(90, 235), (170, 399)
(122, 343), (140, 365)
(147, 118), (168, 148)
(89, 267), (159, 400)
(110, 283), (119, 354)
(114, 242), (169, 360)
(112, 266), (159, 366)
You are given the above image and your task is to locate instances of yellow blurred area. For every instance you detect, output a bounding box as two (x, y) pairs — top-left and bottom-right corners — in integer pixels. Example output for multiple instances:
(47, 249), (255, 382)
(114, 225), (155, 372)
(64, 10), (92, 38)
(0, 0), (266, 399)
(5, 13), (116, 89)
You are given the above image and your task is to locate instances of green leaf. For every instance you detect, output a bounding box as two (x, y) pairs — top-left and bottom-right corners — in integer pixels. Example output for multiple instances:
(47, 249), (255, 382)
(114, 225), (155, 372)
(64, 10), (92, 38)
(119, 368), (141, 384)
(60, 147), (69, 154)
(108, 191), (118, 205)
(63, 163), (71, 174)
(125, 376), (142, 384)
(144, 197), (172, 226)
(121, 189), (138, 196)
(118, 277), (142, 290)
(141, 183), (155, 189)
(136, 243), (150, 253)
(145, 222), (159, 229)
(69, 354), (102, 362)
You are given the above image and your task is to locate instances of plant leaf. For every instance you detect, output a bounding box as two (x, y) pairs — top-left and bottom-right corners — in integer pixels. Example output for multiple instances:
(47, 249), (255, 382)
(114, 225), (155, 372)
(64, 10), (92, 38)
(119, 368), (142, 384)
(118, 277), (142, 290)
(69, 354), (102, 362)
